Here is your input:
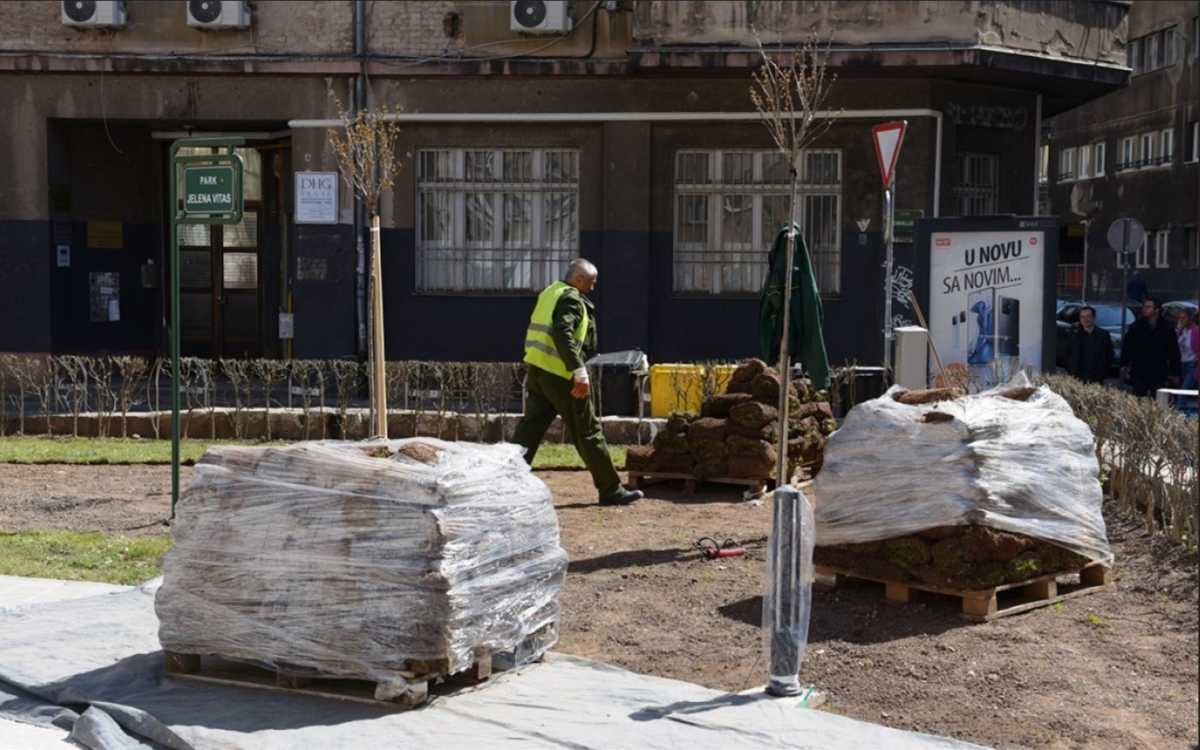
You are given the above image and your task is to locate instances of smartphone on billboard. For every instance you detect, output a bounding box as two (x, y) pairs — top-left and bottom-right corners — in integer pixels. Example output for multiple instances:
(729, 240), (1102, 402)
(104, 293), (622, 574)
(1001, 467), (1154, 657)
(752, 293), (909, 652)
(967, 288), (995, 367)
(997, 296), (1020, 357)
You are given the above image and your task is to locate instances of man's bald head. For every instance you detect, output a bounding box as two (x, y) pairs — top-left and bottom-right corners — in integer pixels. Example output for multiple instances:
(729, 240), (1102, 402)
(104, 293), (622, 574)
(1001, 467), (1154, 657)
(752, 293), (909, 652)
(564, 258), (598, 294)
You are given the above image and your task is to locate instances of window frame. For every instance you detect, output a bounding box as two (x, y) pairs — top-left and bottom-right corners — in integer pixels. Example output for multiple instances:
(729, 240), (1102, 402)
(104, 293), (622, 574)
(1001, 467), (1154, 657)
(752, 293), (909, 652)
(413, 147), (581, 294)
(671, 148), (844, 296)
(1092, 141), (1106, 177)
(1161, 128), (1174, 164)
(1058, 146), (1076, 181)
(1189, 121), (1200, 163)
(1038, 143), (1049, 184)
(1185, 226), (1199, 269)
(1154, 229), (1170, 268)
(1078, 144), (1092, 179)
(1140, 132), (1156, 168)
(1119, 136), (1136, 170)
(1135, 237), (1150, 269)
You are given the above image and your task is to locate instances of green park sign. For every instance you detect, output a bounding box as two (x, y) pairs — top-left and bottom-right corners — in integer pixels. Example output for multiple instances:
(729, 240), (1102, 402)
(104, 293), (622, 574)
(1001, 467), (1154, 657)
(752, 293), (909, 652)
(183, 163), (242, 217)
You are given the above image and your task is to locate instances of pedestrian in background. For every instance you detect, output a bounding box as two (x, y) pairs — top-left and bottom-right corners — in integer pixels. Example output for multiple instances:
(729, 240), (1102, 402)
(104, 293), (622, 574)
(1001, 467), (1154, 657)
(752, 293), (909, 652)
(1120, 297), (1181, 397)
(1125, 270), (1148, 305)
(1068, 306), (1113, 384)
(1175, 307), (1198, 391)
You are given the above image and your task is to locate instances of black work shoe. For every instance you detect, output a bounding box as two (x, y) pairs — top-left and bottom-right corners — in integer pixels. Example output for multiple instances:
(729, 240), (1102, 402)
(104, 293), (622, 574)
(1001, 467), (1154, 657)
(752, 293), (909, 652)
(599, 487), (643, 506)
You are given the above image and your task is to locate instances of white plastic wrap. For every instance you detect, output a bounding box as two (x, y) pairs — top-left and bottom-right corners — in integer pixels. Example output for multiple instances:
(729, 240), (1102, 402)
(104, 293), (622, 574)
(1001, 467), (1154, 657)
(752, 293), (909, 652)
(156, 438), (567, 684)
(813, 377), (1112, 566)
(763, 486), (815, 695)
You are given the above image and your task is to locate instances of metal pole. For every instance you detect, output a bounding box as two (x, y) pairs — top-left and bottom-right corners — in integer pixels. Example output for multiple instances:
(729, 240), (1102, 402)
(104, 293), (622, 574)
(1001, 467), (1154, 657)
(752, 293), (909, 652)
(766, 485), (804, 697)
(882, 178), (895, 376)
(1120, 222), (1130, 339)
(776, 172), (799, 487)
(1081, 219), (1089, 304)
(170, 142), (180, 518)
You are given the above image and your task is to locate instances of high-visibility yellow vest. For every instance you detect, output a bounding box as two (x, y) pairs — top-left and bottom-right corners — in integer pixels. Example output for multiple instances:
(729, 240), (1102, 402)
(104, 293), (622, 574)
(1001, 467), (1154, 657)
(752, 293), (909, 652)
(524, 281), (589, 379)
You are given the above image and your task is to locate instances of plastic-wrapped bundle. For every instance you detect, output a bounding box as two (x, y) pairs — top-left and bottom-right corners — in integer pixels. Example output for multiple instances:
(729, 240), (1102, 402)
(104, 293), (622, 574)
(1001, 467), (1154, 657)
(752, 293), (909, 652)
(156, 438), (567, 683)
(813, 376), (1112, 567)
(764, 486), (815, 696)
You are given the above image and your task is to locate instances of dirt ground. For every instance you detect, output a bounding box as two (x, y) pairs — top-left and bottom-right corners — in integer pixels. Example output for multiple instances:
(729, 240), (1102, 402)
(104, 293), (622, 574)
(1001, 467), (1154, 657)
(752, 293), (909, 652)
(1, 463), (1197, 749)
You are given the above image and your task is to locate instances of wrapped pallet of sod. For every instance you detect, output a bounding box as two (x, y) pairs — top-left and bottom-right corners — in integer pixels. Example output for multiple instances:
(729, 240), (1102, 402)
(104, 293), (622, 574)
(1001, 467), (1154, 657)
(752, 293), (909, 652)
(812, 375), (1111, 589)
(156, 438), (567, 684)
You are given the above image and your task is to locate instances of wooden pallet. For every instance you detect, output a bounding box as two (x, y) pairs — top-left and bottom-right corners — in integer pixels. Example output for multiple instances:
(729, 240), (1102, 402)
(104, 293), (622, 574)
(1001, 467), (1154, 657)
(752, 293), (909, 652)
(627, 470), (772, 497)
(813, 563), (1112, 622)
(163, 624), (555, 708)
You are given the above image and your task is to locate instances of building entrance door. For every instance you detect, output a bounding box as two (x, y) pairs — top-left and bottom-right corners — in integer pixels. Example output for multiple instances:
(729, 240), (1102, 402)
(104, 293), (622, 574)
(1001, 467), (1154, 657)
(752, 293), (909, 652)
(176, 146), (264, 358)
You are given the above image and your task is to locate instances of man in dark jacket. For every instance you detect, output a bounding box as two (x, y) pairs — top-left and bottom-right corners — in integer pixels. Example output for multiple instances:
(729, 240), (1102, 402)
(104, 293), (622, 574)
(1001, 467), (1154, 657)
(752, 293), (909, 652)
(513, 259), (643, 506)
(1120, 297), (1181, 397)
(1068, 306), (1114, 384)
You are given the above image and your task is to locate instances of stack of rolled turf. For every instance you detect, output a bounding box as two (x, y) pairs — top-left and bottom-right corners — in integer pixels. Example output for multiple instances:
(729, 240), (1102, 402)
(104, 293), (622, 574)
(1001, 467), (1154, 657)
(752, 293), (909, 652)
(156, 438), (568, 685)
(626, 359), (836, 481)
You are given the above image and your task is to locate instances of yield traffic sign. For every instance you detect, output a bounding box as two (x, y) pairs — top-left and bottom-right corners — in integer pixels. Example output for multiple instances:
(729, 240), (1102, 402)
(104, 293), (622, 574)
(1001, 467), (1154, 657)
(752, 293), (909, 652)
(872, 120), (908, 189)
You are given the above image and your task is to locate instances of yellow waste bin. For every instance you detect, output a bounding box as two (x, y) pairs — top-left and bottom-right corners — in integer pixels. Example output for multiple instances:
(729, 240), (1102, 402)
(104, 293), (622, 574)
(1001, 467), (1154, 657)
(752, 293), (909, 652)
(710, 364), (737, 395)
(650, 364), (706, 417)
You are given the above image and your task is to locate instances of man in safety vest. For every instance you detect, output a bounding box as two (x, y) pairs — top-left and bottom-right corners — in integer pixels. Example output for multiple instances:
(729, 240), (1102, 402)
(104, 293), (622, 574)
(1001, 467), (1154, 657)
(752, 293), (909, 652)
(513, 259), (644, 506)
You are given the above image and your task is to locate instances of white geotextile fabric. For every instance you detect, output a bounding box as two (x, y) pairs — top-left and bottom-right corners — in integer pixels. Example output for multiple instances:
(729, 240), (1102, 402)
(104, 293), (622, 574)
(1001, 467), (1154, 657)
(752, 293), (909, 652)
(156, 438), (567, 683)
(813, 377), (1112, 565)
(0, 581), (989, 750)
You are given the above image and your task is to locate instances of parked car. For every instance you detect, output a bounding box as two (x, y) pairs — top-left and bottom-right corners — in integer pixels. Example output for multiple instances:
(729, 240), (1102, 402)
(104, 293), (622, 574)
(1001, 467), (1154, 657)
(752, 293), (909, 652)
(1055, 302), (1137, 371)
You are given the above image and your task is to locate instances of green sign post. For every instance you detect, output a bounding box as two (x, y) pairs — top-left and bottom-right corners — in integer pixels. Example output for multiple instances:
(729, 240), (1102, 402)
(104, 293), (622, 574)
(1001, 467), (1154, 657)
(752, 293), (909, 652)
(169, 138), (245, 516)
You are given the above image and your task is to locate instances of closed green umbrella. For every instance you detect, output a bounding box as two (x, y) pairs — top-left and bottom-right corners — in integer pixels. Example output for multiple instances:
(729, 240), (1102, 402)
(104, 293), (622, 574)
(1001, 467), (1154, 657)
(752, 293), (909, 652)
(759, 224), (831, 391)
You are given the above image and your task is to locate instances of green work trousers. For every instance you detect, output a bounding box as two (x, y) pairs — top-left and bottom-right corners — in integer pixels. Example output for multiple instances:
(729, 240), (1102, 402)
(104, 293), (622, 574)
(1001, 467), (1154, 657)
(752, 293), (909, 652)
(513, 365), (621, 497)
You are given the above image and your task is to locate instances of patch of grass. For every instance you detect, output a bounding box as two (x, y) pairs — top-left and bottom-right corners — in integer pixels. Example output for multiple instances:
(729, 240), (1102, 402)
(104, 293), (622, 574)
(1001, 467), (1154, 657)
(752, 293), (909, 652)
(0, 436), (214, 465)
(532, 443), (626, 470)
(1086, 613), (1108, 628)
(0, 436), (628, 470)
(0, 530), (170, 585)
(1051, 602), (1065, 612)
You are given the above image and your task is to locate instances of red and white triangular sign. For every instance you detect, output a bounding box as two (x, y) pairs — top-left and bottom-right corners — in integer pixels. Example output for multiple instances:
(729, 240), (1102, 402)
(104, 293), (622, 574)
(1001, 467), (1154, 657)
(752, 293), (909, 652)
(872, 120), (908, 189)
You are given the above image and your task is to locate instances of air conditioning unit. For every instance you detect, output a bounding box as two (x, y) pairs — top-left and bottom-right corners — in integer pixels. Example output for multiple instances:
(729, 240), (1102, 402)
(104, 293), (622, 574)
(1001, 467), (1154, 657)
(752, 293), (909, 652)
(187, 0), (251, 29)
(510, 0), (572, 34)
(61, 0), (127, 28)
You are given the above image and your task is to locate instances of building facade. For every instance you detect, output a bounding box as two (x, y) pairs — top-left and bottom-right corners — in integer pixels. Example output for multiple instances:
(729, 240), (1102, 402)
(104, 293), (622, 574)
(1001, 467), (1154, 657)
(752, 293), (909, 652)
(0, 0), (1129, 366)
(1045, 0), (1200, 304)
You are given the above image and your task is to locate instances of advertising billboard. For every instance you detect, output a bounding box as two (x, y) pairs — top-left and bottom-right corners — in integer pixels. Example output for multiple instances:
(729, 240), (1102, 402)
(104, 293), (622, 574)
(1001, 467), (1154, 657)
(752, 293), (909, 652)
(915, 218), (1057, 389)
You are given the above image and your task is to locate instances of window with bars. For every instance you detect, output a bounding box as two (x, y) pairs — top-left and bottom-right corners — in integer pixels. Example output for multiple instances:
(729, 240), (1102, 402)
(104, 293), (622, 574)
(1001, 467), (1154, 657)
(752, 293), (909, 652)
(672, 149), (842, 295)
(415, 148), (579, 292)
(955, 153), (999, 215)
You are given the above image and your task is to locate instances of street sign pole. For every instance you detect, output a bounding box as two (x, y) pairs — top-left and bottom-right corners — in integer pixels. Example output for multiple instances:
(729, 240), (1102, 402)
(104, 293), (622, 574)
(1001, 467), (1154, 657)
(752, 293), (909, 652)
(1106, 216), (1144, 343)
(882, 175), (895, 374)
(1120, 221), (1129, 338)
(168, 137), (245, 518)
(872, 120), (907, 377)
